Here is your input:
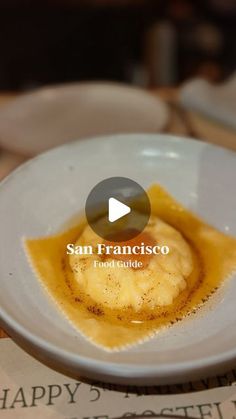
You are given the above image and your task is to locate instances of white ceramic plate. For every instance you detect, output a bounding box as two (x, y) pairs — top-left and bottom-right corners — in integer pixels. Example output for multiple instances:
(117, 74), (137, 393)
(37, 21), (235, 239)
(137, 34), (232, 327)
(0, 134), (236, 386)
(0, 83), (169, 156)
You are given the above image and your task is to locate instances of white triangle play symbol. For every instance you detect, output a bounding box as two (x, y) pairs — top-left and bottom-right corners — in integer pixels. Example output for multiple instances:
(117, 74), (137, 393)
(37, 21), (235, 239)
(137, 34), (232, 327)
(108, 197), (131, 223)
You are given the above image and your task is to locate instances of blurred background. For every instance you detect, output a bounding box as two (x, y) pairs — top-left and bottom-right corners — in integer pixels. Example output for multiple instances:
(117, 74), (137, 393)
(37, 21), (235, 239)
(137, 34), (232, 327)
(0, 0), (236, 90)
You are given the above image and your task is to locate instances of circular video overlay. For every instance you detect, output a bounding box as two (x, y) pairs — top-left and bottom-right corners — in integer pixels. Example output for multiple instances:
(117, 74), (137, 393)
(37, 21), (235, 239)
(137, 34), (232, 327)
(85, 177), (151, 242)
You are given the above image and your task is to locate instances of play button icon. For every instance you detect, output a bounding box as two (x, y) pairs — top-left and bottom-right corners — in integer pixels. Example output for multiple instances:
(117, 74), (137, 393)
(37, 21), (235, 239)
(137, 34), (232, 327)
(108, 198), (131, 223)
(85, 177), (150, 242)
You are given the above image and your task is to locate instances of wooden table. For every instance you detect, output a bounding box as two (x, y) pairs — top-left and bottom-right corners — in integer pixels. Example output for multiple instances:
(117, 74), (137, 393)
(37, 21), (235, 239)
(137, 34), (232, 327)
(0, 88), (234, 339)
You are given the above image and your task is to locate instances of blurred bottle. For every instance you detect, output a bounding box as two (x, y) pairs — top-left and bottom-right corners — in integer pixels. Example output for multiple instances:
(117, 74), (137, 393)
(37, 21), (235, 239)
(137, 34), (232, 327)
(145, 21), (177, 87)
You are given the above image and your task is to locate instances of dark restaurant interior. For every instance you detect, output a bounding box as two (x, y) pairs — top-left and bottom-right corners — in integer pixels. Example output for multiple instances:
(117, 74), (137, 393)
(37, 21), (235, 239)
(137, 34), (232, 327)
(0, 0), (236, 90)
